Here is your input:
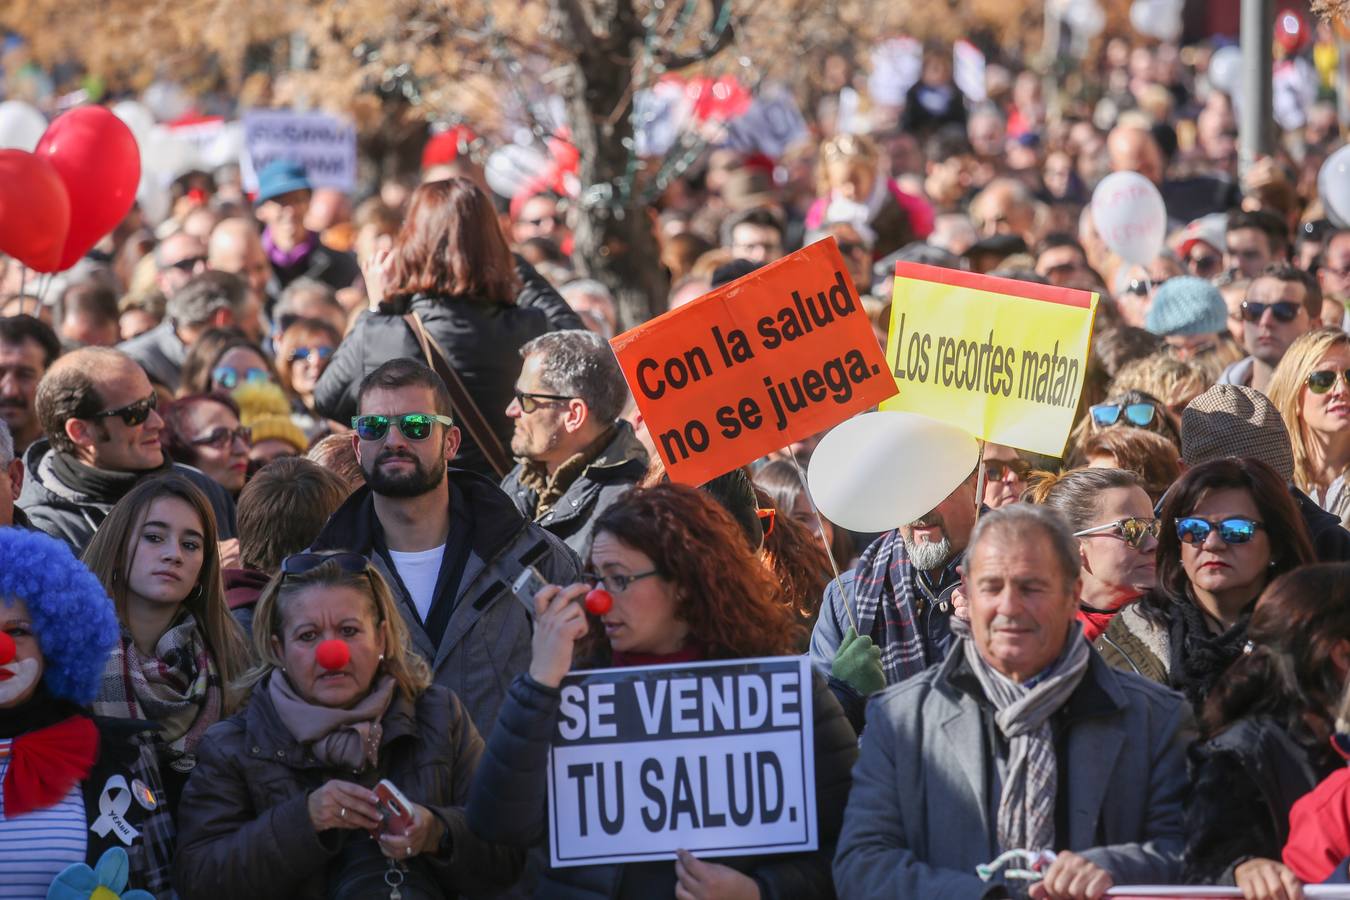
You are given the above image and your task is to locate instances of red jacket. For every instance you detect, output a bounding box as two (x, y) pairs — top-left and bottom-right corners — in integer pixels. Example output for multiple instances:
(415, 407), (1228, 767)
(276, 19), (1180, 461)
(1285, 765), (1350, 882)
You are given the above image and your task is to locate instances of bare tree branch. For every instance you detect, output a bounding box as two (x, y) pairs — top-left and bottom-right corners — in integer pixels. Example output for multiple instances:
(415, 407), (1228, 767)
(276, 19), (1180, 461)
(553, 0), (599, 46)
(653, 0), (736, 71)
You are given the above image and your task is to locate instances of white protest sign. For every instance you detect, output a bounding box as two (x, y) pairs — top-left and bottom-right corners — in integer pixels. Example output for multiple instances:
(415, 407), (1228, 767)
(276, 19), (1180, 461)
(722, 83), (809, 158)
(547, 656), (816, 868)
(241, 109), (357, 193)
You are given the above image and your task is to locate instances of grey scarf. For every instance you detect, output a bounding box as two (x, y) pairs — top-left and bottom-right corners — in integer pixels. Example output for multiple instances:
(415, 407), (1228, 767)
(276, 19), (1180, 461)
(268, 671), (397, 772)
(962, 622), (1091, 853)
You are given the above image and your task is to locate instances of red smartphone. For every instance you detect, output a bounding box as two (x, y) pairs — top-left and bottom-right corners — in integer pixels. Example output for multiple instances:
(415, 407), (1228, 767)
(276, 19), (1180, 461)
(372, 779), (415, 837)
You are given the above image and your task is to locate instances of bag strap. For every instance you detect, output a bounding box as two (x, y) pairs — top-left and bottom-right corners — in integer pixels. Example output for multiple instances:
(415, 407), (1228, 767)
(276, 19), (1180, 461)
(402, 312), (513, 478)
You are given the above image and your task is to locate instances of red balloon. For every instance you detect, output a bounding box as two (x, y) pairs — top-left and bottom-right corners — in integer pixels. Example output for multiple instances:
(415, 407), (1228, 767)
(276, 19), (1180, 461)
(315, 639), (351, 671)
(584, 589), (613, 616)
(0, 150), (70, 273)
(35, 106), (140, 272)
(0, 630), (14, 666)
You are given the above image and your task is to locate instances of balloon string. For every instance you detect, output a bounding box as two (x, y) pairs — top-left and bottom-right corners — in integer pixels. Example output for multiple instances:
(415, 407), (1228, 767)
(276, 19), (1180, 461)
(17, 264), (26, 316)
(787, 444), (859, 634)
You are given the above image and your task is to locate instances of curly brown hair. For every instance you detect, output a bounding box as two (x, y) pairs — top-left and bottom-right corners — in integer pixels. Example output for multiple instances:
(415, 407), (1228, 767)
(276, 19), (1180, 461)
(586, 484), (803, 659)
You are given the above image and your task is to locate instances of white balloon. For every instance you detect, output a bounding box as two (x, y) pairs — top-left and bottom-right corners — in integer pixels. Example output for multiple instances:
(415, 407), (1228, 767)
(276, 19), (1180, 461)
(485, 143), (551, 199)
(140, 125), (198, 182)
(0, 100), (47, 151)
(1208, 46), (1243, 95)
(1066, 0), (1105, 39)
(807, 412), (981, 534)
(1320, 144), (1350, 229)
(1091, 171), (1167, 266)
(112, 100), (155, 148)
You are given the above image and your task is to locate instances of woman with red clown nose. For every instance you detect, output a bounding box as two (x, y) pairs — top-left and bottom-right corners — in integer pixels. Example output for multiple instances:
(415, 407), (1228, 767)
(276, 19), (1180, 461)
(0, 527), (174, 898)
(173, 551), (522, 900)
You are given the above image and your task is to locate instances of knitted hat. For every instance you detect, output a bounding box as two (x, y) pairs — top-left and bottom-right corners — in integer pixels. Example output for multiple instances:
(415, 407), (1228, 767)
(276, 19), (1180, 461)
(1181, 384), (1295, 481)
(248, 414), (308, 455)
(1145, 276), (1228, 337)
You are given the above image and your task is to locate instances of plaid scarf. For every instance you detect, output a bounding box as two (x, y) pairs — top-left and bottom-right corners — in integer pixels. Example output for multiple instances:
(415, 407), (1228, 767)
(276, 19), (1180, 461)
(94, 614), (222, 760)
(962, 622), (1091, 854)
(852, 530), (928, 685)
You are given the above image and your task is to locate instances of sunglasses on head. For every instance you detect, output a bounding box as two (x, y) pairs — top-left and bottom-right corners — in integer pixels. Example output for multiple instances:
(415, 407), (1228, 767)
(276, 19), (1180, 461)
(1073, 517), (1160, 549)
(287, 346), (334, 363)
(1090, 402), (1157, 429)
(1241, 300), (1301, 323)
(189, 425), (252, 449)
(351, 413), (454, 442)
(91, 392), (157, 427)
(512, 389), (574, 414)
(1306, 369), (1350, 394)
(212, 366), (270, 390)
(985, 458), (1032, 483)
(756, 507), (776, 537)
(1175, 516), (1264, 545)
(281, 551), (370, 576)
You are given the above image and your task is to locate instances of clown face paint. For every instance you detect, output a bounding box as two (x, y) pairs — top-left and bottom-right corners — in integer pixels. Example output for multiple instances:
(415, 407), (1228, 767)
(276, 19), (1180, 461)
(0, 598), (44, 708)
(0, 657), (41, 706)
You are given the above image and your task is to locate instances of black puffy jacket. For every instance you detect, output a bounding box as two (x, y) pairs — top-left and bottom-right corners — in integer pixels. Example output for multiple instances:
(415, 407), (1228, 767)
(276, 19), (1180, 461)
(313, 257), (582, 476)
(467, 670), (858, 899)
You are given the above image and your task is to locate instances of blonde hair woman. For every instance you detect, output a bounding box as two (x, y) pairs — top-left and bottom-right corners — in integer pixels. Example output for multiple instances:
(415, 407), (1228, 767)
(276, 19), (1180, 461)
(805, 133), (934, 258)
(173, 553), (521, 899)
(1268, 327), (1350, 526)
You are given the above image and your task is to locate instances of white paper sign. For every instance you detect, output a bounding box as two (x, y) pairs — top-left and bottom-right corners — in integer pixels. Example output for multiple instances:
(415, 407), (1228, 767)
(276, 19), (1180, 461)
(547, 656), (816, 868)
(721, 84), (809, 158)
(241, 109), (357, 193)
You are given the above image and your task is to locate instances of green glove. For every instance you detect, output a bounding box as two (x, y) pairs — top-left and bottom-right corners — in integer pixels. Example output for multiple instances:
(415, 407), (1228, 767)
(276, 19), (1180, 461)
(831, 626), (885, 696)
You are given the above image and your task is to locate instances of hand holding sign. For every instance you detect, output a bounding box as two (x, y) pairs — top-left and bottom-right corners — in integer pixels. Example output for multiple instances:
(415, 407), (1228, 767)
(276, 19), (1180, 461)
(675, 849), (763, 900)
(530, 584), (591, 688)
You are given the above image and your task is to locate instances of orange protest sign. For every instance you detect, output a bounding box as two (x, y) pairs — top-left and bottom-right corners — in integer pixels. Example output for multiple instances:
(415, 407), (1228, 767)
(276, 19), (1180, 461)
(610, 238), (895, 485)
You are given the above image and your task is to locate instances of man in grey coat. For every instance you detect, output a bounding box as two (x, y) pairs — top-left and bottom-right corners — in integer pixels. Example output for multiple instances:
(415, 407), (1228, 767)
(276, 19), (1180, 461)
(310, 358), (580, 735)
(499, 330), (647, 556)
(834, 504), (1191, 899)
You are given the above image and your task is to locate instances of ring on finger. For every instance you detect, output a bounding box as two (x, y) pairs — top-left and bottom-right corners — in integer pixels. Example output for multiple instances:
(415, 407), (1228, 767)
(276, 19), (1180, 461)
(339, 807), (347, 819)
(406, 846), (412, 857)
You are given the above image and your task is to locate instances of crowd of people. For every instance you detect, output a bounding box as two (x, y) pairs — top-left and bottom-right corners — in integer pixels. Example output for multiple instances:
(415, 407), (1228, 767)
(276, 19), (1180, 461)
(0, 19), (1348, 900)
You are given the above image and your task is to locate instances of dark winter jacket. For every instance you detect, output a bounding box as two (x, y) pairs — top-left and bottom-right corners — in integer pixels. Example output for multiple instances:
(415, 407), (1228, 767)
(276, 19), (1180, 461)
(309, 468), (581, 734)
(312, 257), (582, 477)
(466, 670), (857, 899)
(1292, 486), (1350, 562)
(499, 421), (648, 556)
(173, 678), (522, 900)
(15, 440), (238, 555)
(118, 321), (187, 392)
(1184, 715), (1334, 884)
(265, 238), (362, 295)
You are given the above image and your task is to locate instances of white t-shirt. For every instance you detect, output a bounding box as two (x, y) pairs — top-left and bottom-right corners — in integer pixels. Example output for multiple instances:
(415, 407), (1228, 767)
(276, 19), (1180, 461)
(388, 544), (445, 624)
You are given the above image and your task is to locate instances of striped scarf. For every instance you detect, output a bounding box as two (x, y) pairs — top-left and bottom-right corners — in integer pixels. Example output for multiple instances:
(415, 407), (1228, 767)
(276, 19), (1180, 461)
(852, 530), (928, 685)
(93, 614), (222, 760)
(962, 622), (1090, 853)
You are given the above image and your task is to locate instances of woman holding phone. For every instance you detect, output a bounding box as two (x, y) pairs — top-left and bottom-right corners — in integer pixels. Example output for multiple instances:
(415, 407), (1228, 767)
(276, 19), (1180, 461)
(172, 553), (521, 899)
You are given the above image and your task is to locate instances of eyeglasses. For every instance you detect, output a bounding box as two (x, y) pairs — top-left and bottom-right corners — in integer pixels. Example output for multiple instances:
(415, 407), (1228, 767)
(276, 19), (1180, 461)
(90, 392), (158, 426)
(212, 366), (270, 390)
(581, 570), (661, 594)
(351, 413), (455, 442)
(189, 425), (252, 449)
(287, 346), (334, 363)
(512, 390), (575, 414)
(281, 551), (371, 576)
(756, 507), (776, 537)
(1241, 300), (1301, 323)
(985, 458), (1032, 483)
(1090, 402), (1157, 429)
(1188, 254), (1224, 277)
(1306, 369), (1350, 394)
(166, 255), (207, 273)
(522, 214), (561, 228)
(1175, 516), (1265, 545)
(1073, 517), (1160, 549)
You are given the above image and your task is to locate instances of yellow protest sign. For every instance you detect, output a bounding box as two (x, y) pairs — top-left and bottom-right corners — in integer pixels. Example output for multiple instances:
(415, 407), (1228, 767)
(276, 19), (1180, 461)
(882, 263), (1098, 456)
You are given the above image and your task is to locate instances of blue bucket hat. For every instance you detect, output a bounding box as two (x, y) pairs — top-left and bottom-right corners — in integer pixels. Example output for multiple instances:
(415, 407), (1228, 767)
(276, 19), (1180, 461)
(1145, 275), (1228, 337)
(254, 159), (312, 205)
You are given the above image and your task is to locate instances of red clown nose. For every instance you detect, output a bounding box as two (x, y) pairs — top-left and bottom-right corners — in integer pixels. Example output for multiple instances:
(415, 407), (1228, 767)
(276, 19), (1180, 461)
(0, 631), (14, 666)
(584, 589), (613, 616)
(315, 639), (350, 671)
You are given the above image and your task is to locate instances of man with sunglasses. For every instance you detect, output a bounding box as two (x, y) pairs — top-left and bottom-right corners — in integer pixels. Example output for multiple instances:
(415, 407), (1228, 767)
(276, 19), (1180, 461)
(119, 270), (252, 392)
(17, 348), (238, 553)
(1218, 263), (1323, 393)
(310, 358), (580, 733)
(500, 331), (647, 555)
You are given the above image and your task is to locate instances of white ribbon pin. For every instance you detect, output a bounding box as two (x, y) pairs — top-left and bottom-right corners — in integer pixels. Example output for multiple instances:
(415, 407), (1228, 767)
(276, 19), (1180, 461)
(90, 775), (140, 846)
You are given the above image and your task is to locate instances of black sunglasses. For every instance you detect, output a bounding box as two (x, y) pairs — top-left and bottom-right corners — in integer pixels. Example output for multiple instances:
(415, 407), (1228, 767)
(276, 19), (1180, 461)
(985, 458), (1032, 482)
(512, 390), (575, 414)
(91, 392), (158, 426)
(167, 255), (207, 273)
(1306, 369), (1350, 394)
(189, 425), (252, 449)
(351, 413), (454, 442)
(1241, 300), (1301, 324)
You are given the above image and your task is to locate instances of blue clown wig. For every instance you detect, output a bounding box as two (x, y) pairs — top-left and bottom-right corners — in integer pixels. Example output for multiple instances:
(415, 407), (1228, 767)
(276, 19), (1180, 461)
(0, 528), (119, 703)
